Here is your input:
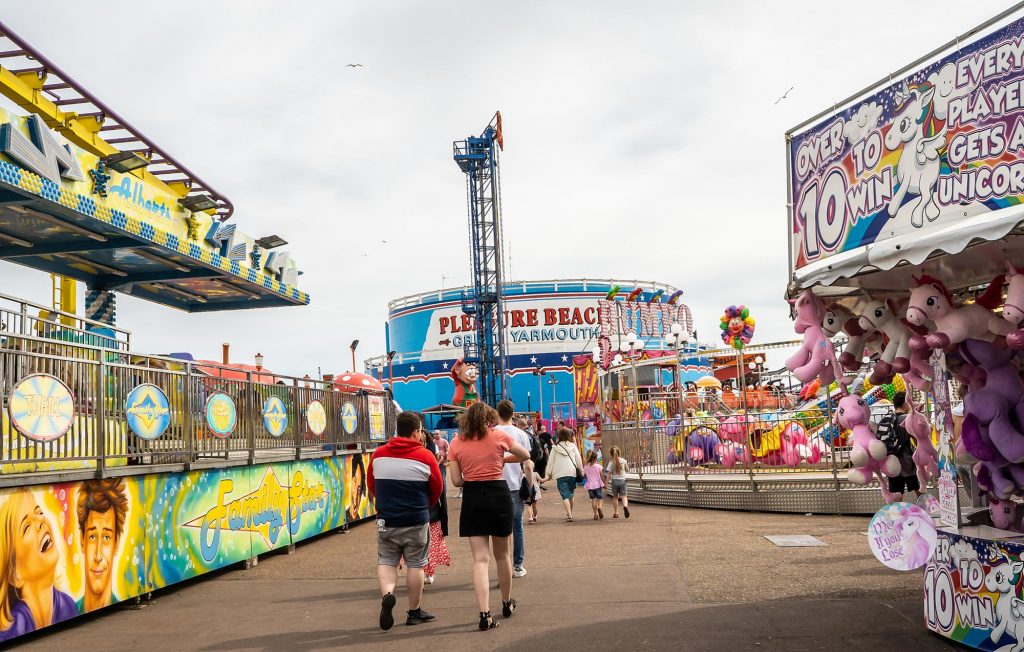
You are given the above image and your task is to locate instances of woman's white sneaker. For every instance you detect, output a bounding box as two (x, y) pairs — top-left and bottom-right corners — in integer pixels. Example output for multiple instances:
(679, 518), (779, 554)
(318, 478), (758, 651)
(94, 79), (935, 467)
(512, 566), (527, 578)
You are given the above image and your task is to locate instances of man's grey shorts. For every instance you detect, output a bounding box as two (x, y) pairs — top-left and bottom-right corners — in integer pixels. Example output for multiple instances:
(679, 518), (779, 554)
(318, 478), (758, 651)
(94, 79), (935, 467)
(377, 523), (430, 568)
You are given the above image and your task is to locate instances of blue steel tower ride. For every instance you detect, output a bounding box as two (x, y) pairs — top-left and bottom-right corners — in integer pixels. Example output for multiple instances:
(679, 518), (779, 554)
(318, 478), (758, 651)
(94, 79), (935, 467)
(453, 112), (509, 406)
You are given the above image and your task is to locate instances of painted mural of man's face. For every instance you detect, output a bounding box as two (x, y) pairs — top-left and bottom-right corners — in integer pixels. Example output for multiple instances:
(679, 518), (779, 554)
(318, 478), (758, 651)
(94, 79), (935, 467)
(82, 508), (117, 603)
(77, 479), (127, 612)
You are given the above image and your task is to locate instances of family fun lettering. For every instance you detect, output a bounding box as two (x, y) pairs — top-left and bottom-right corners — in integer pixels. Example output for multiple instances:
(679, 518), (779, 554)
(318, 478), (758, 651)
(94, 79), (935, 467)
(197, 469), (329, 562)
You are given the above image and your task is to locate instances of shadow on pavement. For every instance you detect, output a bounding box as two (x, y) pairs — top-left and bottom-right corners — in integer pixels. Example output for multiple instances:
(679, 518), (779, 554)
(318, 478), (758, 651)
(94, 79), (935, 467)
(203, 598), (960, 652)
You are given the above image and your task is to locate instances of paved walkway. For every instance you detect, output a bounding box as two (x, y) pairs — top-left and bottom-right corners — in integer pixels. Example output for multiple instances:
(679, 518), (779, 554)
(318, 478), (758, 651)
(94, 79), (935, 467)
(17, 489), (956, 651)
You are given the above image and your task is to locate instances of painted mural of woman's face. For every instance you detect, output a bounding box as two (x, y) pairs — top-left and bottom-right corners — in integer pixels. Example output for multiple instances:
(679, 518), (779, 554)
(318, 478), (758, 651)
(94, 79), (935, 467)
(13, 503), (58, 587)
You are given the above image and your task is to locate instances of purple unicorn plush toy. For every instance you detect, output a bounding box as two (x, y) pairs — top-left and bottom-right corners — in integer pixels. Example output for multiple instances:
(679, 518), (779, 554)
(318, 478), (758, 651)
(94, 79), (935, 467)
(957, 339), (1024, 499)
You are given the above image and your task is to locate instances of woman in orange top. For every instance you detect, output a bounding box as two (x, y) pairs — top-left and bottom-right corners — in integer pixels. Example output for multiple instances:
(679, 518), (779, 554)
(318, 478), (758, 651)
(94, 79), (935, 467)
(448, 402), (530, 631)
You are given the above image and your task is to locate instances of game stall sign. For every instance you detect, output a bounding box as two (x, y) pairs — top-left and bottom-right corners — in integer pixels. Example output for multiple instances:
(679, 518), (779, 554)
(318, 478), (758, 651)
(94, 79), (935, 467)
(205, 392), (237, 438)
(124, 384), (172, 440)
(262, 396), (289, 437)
(306, 400), (327, 436)
(788, 10), (1024, 293)
(7, 374), (75, 442)
(341, 401), (358, 436)
(368, 395), (386, 441)
(925, 530), (1024, 650)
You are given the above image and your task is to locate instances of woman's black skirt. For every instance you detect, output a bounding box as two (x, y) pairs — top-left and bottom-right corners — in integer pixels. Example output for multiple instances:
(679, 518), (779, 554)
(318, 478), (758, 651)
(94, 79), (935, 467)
(459, 480), (513, 537)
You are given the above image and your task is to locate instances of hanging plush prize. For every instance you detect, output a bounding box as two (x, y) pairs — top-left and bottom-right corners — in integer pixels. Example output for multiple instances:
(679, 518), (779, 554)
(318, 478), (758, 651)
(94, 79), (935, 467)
(720, 305), (755, 349)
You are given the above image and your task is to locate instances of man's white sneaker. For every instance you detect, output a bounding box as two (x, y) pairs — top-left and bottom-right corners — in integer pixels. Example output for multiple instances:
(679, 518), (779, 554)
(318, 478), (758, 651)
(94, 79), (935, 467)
(512, 566), (527, 578)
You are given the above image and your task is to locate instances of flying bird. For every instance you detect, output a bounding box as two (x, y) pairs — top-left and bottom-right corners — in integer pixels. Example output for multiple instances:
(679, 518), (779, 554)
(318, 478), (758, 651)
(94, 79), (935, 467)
(774, 86), (794, 105)
(346, 63), (363, 68)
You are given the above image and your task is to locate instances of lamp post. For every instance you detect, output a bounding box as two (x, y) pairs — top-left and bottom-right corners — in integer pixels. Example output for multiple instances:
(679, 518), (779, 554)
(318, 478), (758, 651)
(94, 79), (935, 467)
(532, 367), (546, 423)
(621, 332), (647, 487)
(747, 354), (764, 408)
(349, 339), (359, 373)
(620, 332), (645, 413)
(386, 350), (396, 394)
(547, 375), (559, 420)
(664, 323), (692, 412)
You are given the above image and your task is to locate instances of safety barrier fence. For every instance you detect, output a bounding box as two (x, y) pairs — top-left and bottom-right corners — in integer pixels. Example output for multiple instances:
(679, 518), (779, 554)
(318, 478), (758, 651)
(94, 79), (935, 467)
(0, 331), (395, 480)
(601, 409), (850, 482)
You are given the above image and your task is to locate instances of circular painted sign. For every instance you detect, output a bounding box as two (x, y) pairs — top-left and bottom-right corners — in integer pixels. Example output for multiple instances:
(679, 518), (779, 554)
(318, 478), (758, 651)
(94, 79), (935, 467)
(306, 400), (327, 436)
(262, 396), (288, 437)
(341, 401), (358, 435)
(869, 502), (938, 571)
(8, 373), (75, 442)
(125, 383), (171, 440)
(205, 392), (237, 438)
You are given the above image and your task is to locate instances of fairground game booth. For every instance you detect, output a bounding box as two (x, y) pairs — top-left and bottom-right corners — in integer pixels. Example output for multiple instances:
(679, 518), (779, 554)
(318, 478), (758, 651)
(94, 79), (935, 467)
(787, 5), (1024, 648)
(0, 22), (391, 643)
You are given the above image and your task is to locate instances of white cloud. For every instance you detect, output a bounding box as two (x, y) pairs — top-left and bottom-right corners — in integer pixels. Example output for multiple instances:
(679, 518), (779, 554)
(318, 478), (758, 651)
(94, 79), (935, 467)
(0, 0), (1010, 376)
(949, 539), (978, 567)
(844, 102), (883, 147)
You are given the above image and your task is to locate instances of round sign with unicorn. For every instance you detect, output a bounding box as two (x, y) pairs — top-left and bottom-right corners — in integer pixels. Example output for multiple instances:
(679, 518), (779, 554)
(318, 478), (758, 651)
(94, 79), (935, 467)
(869, 502), (937, 571)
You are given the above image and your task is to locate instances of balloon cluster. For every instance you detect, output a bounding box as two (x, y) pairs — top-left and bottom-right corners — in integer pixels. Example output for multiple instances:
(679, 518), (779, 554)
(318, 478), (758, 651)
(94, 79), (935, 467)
(720, 305), (755, 349)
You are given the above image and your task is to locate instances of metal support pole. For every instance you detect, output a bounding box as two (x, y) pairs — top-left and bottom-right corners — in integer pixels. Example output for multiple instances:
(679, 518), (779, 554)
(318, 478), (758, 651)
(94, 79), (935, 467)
(184, 363), (194, 468)
(246, 371), (256, 465)
(95, 357), (106, 477)
(826, 390), (841, 490)
(294, 378), (302, 461)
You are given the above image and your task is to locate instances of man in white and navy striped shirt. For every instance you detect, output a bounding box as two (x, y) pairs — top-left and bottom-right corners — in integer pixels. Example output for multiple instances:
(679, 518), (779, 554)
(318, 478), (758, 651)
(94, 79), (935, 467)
(367, 411), (443, 630)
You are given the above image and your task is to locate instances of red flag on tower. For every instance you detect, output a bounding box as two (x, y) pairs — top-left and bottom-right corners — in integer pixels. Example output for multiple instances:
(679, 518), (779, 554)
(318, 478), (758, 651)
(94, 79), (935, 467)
(495, 111), (504, 150)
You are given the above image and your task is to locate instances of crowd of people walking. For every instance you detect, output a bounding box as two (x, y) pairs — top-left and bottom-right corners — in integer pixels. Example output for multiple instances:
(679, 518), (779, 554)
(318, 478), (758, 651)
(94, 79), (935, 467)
(366, 402), (631, 633)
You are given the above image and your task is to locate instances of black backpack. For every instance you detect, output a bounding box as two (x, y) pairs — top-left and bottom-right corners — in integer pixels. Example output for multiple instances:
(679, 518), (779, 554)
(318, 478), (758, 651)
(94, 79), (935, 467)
(875, 413), (909, 456)
(528, 432), (544, 464)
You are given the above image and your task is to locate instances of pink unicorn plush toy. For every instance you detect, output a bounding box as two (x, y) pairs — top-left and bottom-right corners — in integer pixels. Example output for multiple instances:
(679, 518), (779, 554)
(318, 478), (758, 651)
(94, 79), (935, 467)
(905, 273), (1010, 350)
(905, 396), (938, 490)
(837, 394), (900, 501)
(785, 290), (838, 385)
(1001, 262), (1024, 349)
(857, 299), (913, 385)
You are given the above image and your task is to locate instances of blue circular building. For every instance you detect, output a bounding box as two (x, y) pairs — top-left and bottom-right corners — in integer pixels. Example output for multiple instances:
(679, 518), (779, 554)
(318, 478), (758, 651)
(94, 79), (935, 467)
(367, 278), (691, 420)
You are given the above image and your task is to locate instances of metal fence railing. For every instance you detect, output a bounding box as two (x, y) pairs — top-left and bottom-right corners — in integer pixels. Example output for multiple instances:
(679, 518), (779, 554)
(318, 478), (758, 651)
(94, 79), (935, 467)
(0, 332), (394, 478)
(601, 408), (843, 482)
(0, 291), (131, 352)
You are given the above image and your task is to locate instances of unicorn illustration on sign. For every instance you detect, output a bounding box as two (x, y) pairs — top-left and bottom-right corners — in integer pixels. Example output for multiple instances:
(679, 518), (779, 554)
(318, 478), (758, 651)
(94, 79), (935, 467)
(985, 550), (1024, 649)
(885, 81), (945, 228)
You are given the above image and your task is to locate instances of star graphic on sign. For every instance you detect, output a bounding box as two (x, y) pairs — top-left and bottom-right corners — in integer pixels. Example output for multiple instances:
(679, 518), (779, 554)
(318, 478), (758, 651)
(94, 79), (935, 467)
(410, 365), (415, 372)
(561, 355), (568, 362)
(442, 362), (449, 369)
(530, 356), (537, 364)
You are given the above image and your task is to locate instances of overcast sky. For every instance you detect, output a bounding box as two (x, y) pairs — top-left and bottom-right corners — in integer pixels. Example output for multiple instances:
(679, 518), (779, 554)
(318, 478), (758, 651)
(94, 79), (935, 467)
(0, 0), (1010, 376)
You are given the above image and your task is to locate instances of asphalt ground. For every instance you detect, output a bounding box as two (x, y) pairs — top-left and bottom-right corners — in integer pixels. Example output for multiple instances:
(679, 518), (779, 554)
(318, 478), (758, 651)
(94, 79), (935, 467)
(13, 486), (959, 651)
